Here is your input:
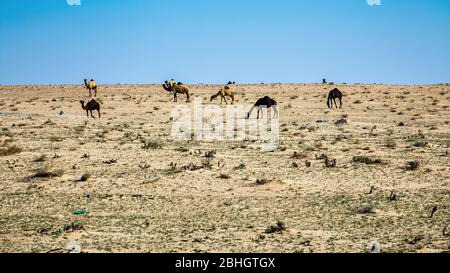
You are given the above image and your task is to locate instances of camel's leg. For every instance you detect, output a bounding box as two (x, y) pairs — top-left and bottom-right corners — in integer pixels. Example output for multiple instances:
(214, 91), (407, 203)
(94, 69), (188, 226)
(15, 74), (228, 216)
(86, 110), (89, 117)
(339, 97), (343, 109)
(90, 110), (94, 118)
(220, 96), (223, 105)
(272, 105), (279, 119)
(186, 92), (190, 103)
(333, 98), (338, 109)
(98, 109), (101, 118)
(247, 105), (256, 119)
(257, 108), (263, 119)
(231, 95), (234, 105)
(174, 93), (177, 102)
(223, 97), (228, 105)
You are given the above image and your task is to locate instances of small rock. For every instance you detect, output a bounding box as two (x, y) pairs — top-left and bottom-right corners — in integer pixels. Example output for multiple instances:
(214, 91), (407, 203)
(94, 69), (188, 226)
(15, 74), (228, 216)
(334, 118), (347, 126)
(66, 241), (81, 253)
(366, 241), (381, 253)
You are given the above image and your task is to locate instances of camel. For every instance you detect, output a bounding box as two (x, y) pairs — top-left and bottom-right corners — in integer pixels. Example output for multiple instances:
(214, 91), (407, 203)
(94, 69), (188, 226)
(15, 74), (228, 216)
(162, 80), (190, 102)
(210, 86), (235, 105)
(327, 88), (343, 109)
(247, 96), (278, 119)
(80, 99), (101, 118)
(84, 79), (98, 97)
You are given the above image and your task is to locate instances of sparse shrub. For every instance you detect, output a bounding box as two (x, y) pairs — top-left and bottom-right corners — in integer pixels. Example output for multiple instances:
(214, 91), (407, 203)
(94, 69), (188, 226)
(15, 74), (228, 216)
(142, 140), (162, 150)
(32, 167), (64, 178)
(64, 221), (84, 232)
(175, 147), (189, 152)
(413, 140), (428, 148)
(233, 163), (246, 170)
(325, 158), (337, 168)
(79, 173), (91, 181)
(219, 174), (230, 179)
(291, 151), (306, 159)
(265, 220), (286, 234)
(33, 154), (47, 162)
(204, 150), (216, 158)
(49, 136), (63, 142)
(0, 128), (13, 137)
(354, 203), (375, 214)
(403, 161), (420, 171)
(0, 145), (22, 156)
(256, 178), (271, 185)
(384, 138), (397, 149)
(352, 156), (384, 165)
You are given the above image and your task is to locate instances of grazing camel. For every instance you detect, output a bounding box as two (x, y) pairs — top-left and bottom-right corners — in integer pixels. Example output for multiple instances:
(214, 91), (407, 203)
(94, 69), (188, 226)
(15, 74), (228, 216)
(84, 79), (98, 97)
(327, 88), (343, 109)
(162, 80), (190, 102)
(247, 96), (278, 119)
(80, 99), (101, 118)
(210, 86), (235, 105)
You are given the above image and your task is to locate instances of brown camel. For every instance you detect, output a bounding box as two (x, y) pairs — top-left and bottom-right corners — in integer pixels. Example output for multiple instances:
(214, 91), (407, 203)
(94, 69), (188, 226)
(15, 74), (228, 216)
(210, 86), (235, 105)
(162, 80), (191, 102)
(80, 99), (101, 118)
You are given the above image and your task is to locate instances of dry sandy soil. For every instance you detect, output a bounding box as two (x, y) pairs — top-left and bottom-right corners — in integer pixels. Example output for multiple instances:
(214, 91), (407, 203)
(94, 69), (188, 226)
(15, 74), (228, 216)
(0, 83), (449, 253)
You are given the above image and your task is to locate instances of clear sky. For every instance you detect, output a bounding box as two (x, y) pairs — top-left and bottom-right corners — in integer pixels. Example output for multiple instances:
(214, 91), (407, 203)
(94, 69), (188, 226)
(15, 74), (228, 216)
(1, 0), (449, 85)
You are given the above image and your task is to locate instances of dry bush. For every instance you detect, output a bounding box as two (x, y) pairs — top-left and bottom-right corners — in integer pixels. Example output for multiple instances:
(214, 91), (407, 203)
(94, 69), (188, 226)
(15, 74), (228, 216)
(291, 151), (306, 159)
(403, 161), (420, 171)
(142, 139), (163, 150)
(32, 167), (64, 178)
(265, 220), (286, 234)
(352, 156), (384, 165)
(384, 138), (397, 149)
(256, 178), (272, 185)
(219, 174), (230, 179)
(354, 203), (375, 214)
(33, 154), (47, 162)
(0, 145), (22, 156)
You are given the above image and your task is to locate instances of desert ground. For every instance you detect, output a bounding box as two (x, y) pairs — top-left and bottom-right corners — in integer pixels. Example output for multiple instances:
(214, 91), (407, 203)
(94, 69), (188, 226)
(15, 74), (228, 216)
(0, 83), (449, 253)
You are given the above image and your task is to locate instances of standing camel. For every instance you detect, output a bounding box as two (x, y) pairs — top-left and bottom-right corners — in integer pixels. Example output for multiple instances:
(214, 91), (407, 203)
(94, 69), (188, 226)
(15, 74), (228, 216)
(162, 80), (190, 102)
(210, 86), (235, 105)
(327, 88), (343, 109)
(247, 96), (278, 119)
(80, 99), (101, 118)
(84, 79), (98, 97)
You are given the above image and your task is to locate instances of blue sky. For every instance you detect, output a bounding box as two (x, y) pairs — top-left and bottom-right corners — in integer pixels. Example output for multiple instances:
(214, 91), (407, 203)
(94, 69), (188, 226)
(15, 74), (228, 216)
(0, 0), (449, 85)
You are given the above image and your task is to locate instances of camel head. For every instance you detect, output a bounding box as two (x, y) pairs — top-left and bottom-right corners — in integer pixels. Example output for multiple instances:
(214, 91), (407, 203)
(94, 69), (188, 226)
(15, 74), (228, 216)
(162, 81), (174, 93)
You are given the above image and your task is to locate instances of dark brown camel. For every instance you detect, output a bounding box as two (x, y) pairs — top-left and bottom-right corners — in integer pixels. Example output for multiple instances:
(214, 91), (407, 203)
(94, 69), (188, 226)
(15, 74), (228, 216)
(246, 96), (278, 119)
(327, 88), (343, 109)
(80, 99), (101, 118)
